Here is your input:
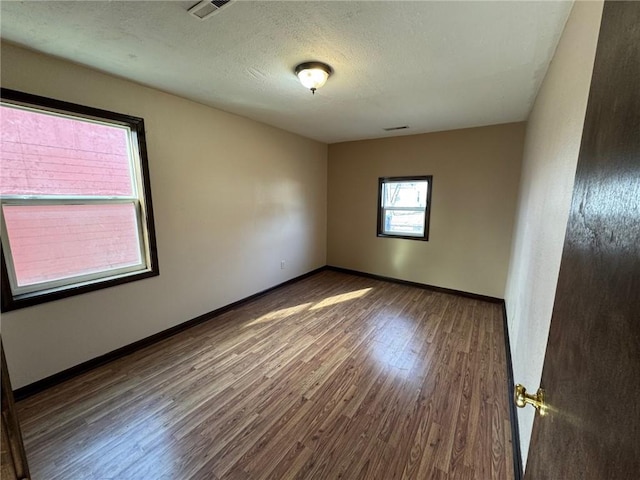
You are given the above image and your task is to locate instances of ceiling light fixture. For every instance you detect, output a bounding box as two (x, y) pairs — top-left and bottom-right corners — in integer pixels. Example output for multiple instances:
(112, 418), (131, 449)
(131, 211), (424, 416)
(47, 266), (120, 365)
(295, 62), (333, 95)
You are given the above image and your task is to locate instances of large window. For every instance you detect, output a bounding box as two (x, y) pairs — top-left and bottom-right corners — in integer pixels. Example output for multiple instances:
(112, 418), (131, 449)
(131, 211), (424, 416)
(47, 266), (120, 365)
(377, 176), (433, 241)
(1, 89), (158, 311)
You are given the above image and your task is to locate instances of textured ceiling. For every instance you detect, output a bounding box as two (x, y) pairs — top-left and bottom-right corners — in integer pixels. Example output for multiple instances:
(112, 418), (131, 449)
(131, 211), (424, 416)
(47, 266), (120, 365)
(0, 1), (573, 143)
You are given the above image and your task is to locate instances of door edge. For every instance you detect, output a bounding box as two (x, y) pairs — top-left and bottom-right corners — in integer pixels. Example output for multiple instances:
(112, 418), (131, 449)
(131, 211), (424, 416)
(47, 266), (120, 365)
(501, 301), (524, 480)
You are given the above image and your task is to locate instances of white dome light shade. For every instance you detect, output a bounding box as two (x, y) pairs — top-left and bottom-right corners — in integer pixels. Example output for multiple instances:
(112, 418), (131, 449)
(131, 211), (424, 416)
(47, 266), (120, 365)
(298, 68), (328, 90)
(295, 62), (333, 94)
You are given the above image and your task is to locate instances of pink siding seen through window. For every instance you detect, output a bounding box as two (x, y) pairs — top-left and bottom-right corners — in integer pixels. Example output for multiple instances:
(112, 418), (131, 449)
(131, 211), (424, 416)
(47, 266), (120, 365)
(1, 105), (142, 288)
(2, 204), (142, 287)
(0, 106), (133, 196)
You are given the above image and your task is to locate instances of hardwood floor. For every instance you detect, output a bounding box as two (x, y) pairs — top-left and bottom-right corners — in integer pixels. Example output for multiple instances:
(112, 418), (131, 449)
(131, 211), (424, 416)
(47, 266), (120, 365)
(16, 271), (514, 479)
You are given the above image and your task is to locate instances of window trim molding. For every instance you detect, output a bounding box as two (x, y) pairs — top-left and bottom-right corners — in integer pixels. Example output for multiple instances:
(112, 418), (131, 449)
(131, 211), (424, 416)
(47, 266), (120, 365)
(0, 88), (159, 312)
(376, 175), (433, 241)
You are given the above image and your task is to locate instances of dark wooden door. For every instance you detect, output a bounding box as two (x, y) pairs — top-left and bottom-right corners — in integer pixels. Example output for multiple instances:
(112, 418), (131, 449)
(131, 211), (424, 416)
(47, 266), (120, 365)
(1, 340), (30, 479)
(524, 2), (640, 479)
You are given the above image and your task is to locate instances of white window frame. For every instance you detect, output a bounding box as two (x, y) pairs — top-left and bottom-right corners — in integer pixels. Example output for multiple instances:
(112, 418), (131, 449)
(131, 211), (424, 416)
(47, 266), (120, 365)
(0, 89), (159, 311)
(377, 176), (433, 241)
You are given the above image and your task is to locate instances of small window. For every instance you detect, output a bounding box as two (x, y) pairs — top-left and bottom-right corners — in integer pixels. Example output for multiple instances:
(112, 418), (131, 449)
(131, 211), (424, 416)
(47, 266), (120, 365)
(1, 89), (159, 311)
(377, 176), (433, 241)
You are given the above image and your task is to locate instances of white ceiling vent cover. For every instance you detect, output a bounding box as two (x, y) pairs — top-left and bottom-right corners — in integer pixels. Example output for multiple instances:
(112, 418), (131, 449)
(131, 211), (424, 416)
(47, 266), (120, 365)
(188, 0), (231, 20)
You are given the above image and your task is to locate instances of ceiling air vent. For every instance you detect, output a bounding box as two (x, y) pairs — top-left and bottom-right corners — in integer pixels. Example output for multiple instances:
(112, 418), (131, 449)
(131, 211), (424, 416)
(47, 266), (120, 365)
(383, 125), (409, 132)
(188, 0), (231, 20)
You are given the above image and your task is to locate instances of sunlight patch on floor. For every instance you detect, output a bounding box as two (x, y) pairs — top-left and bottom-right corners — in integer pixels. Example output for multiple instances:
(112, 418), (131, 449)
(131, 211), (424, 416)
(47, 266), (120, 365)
(245, 287), (374, 327)
(245, 302), (313, 327)
(309, 287), (373, 310)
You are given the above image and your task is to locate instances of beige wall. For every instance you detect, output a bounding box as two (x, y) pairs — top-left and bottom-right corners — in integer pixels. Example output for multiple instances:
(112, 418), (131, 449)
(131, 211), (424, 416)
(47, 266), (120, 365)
(504, 0), (603, 468)
(0, 44), (328, 388)
(328, 123), (525, 298)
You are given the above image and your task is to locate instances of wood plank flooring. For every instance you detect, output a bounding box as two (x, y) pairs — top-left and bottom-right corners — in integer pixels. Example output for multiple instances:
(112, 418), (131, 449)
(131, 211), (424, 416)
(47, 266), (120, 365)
(15, 270), (514, 480)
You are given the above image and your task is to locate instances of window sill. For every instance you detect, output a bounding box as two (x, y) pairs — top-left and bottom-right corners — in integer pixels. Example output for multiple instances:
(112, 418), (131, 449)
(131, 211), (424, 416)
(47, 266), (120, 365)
(1, 268), (159, 312)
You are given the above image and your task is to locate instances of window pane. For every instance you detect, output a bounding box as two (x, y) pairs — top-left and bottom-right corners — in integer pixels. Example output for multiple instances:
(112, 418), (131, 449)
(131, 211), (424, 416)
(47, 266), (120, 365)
(0, 105), (133, 196)
(382, 181), (428, 208)
(3, 203), (142, 287)
(383, 209), (425, 235)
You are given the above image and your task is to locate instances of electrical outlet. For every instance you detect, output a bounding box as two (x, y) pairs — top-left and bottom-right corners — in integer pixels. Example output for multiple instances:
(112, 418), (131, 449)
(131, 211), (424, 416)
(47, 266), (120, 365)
(280, 260), (285, 269)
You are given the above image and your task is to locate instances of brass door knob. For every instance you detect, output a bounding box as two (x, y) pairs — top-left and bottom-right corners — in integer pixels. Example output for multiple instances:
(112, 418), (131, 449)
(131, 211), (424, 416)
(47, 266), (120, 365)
(514, 384), (547, 416)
